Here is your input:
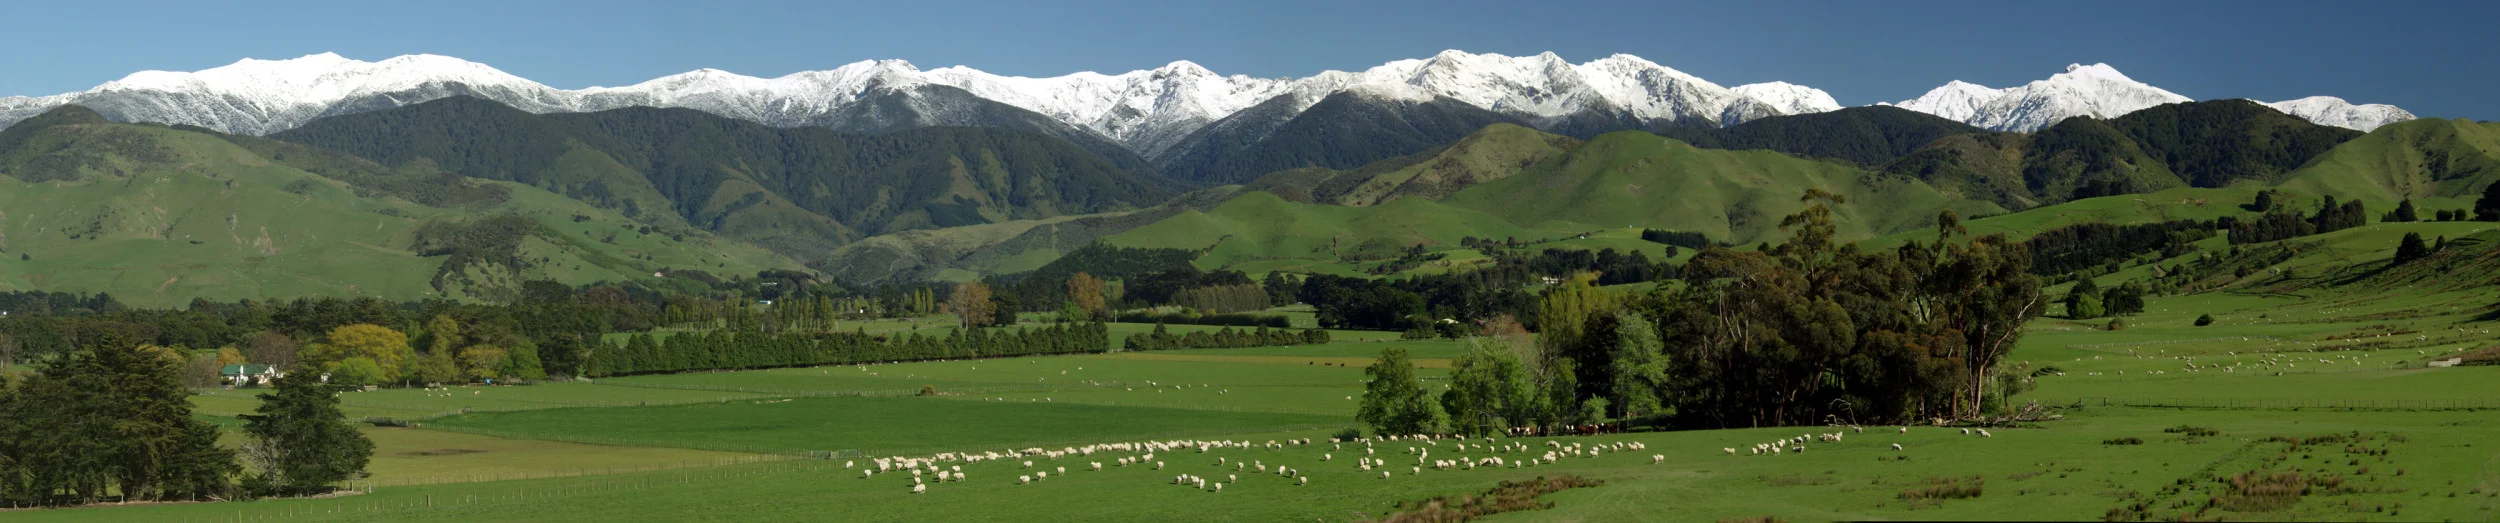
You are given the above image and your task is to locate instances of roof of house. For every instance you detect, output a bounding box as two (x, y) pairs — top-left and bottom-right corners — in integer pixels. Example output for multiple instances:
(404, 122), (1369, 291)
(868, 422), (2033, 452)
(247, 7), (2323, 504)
(220, 364), (277, 375)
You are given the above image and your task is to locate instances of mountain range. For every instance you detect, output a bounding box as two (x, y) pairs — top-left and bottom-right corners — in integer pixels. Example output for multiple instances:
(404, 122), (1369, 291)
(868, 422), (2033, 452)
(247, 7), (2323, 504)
(0, 52), (2414, 179)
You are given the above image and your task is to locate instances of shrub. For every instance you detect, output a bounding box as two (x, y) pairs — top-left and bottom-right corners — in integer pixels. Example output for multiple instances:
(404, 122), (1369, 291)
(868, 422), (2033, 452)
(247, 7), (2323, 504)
(2194, 314), (2215, 326)
(2106, 317), (2126, 331)
(2103, 437), (2144, 445)
(918, 384), (937, 396)
(1331, 427), (1363, 442)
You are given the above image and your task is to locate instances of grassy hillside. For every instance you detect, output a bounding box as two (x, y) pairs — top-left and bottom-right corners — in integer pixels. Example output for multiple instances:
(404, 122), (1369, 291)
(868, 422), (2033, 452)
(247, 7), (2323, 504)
(0, 115), (799, 307)
(1106, 191), (1551, 275)
(1441, 132), (2004, 244)
(1239, 123), (1579, 206)
(2273, 118), (2500, 202)
(1658, 105), (1981, 167)
(272, 97), (1184, 260)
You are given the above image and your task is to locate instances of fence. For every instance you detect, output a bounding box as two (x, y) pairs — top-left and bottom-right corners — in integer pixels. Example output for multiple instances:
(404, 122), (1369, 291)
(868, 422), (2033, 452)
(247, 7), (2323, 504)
(2068, 397), (2500, 410)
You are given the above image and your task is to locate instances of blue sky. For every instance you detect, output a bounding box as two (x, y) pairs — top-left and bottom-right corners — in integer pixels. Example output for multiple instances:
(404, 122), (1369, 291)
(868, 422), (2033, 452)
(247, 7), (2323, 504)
(4, 0), (2493, 119)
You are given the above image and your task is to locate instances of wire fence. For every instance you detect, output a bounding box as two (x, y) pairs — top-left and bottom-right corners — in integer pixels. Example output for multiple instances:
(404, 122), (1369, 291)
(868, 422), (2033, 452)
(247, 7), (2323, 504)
(2068, 397), (2500, 410)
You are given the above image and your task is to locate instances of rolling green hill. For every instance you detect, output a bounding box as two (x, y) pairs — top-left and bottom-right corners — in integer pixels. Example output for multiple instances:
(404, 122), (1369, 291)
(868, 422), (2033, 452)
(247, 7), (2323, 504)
(1658, 105), (1982, 167)
(1880, 100), (2362, 210)
(1438, 131), (2004, 245)
(271, 97), (1185, 259)
(1237, 123), (1579, 206)
(0, 108), (800, 307)
(2273, 118), (2500, 202)
(1106, 191), (1548, 275)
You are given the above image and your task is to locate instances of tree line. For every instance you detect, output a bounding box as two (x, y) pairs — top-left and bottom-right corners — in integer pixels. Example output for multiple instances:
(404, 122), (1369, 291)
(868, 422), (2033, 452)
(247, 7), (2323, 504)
(1120, 325), (1330, 351)
(1359, 197), (2045, 437)
(592, 323), (1108, 377)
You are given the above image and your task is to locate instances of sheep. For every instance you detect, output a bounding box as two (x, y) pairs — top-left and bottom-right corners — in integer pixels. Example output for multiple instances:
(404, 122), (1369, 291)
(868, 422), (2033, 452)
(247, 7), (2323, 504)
(1023, 460), (1035, 468)
(862, 469), (874, 479)
(1228, 474), (1237, 482)
(1298, 477), (1309, 485)
(1891, 443), (1903, 451)
(1899, 427), (1909, 434)
(1978, 429), (1992, 438)
(913, 483), (926, 494)
(1156, 461), (1165, 470)
(1019, 475), (1032, 484)
(1037, 471), (1049, 480)
(1091, 462), (1103, 471)
(1381, 471), (1391, 479)
(1960, 428), (1970, 435)
(1412, 466), (1421, 475)
(1323, 453), (1332, 461)
(1056, 466), (1066, 475)
(844, 460), (854, 469)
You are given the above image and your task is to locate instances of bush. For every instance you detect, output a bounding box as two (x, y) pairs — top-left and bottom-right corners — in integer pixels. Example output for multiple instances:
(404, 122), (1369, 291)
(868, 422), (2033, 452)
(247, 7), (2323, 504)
(325, 357), (386, 388)
(1332, 427), (1363, 442)
(2106, 317), (2126, 331)
(918, 384), (937, 396)
(2194, 314), (2215, 327)
(2103, 437), (2144, 445)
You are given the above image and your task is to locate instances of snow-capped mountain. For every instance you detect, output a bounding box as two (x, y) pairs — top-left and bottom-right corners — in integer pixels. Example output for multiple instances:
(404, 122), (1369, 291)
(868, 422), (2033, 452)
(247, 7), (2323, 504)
(2262, 96), (2415, 132)
(0, 51), (1837, 161)
(1892, 64), (2416, 132)
(1894, 64), (2191, 132)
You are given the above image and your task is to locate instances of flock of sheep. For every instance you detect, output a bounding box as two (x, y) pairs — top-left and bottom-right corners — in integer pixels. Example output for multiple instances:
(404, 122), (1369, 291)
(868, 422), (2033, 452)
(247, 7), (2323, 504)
(1724, 425), (2002, 457)
(841, 433), (1665, 495)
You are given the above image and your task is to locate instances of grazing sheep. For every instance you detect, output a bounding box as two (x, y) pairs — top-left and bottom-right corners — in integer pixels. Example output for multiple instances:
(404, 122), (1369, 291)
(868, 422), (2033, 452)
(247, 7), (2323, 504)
(1019, 475), (1032, 484)
(1056, 466), (1066, 475)
(1091, 462), (1102, 471)
(912, 483), (925, 494)
(1298, 477), (1308, 485)
(1960, 428), (1970, 435)
(1891, 443), (1903, 451)
(862, 470), (874, 479)
(1037, 471), (1048, 480)
(1654, 454), (1666, 464)
(844, 461), (854, 469)
(1412, 466), (1421, 475)
(1899, 427), (1908, 434)
(1156, 461), (1165, 469)
(1024, 460), (1035, 468)
(1978, 429), (1992, 438)
(1323, 453), (1332, 461)
(1381, 471), (1391, 479)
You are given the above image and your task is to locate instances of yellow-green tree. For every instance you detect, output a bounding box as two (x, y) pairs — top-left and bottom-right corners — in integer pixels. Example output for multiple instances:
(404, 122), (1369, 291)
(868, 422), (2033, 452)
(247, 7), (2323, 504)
(216, 347), (248, 367)
(1535, 272), (1618, 363)
(320, 324), (411, 382)
(425, 315), (462, 355)
(458, 345), (509, 381)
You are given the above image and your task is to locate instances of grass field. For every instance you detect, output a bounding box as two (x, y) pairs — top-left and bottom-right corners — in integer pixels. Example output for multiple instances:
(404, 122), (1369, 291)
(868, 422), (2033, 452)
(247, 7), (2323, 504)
(47, 211), (2500, 521)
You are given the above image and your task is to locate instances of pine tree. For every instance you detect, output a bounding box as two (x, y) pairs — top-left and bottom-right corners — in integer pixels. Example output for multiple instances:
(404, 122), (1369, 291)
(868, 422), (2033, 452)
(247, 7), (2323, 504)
(2391, 199), (2420, 222)
(240, 373), (373, 496)
(2394, 232), (2430, 264)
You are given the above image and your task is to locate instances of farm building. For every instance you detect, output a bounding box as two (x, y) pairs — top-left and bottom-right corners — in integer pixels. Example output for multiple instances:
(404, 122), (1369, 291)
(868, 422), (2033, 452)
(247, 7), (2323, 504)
(221, 364), (282, 387)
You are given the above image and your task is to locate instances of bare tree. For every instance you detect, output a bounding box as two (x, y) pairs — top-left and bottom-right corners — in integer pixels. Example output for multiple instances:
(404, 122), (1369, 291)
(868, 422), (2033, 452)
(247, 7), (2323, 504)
(245, 331), (300, 371)
(947, 281), (995, 328)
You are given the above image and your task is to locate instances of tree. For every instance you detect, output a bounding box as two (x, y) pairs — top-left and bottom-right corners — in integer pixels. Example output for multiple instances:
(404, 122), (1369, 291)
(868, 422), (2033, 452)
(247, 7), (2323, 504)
(2101, 283), (2147, 316)
(948, 281), (995, 328)
(500, 342), (547, 380)
(239, 373), (373, 496)
(1542, 357), (1585, 428)
(2479, 182), (2500, 221)
(411, 350), (458, 385)
(1357, 347), (1443, 436)
(2063, 278), (2102, 319)
(1441, 336), (1538, 437)
(1066, 272), (1108, 320)
(1535, 272), (1617, 367)
(325, 357), (385, 388)
(1607, 311), (1670, 421)
(458, 345), (509, 381)
(5, 339), (238, 503)
(0, 332), (18, 370)
(424, 315), (462, 355)
(2394, 232), (2430, 264)
(2390, 199), (2420, 222)
(2069, 292), (2107, 319)
(243, 331), (299, 371)
(317, 325), (410, 382)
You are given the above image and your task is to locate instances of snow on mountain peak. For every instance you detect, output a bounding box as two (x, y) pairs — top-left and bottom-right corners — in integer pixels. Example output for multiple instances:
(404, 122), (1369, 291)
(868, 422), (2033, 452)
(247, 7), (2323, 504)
(2263, 96), (2416, 131)
(1896, 63), (2187, 131)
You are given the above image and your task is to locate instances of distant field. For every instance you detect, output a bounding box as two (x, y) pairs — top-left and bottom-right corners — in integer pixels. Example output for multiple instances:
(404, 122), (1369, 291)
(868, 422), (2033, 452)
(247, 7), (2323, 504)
(425, 396), (1345, 456)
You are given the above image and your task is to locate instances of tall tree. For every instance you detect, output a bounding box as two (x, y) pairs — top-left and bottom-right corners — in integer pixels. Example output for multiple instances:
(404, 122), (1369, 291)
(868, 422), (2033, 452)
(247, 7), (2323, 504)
(239, 373), (373, 496)
(1065, 272), (1108, 321)
(948, 281), (996, 328)
(2479, 182), (2500, 222)
(1357, 347), (1443, 436)
(1607, 311), (1670, 421)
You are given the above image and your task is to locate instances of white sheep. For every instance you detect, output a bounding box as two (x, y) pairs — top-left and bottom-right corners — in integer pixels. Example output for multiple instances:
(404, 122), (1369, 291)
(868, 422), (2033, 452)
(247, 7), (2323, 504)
(1891, 443), (1903, 451)
(1037, 471), (1049, 480)
(912, 483), (926, 494)
(1381, 471), (1391, 479)
(1056, 466), (1066, 475)
(1023, 460), (1035, 468)
(1091, 462), (1103, 471)
(1019, 475), (1032, 484)
(1978, 429), (1992, 438)
(1298, 477), (1308, 485)
(1653, 454), (1666, 464)
(862, 470), (874, 479)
